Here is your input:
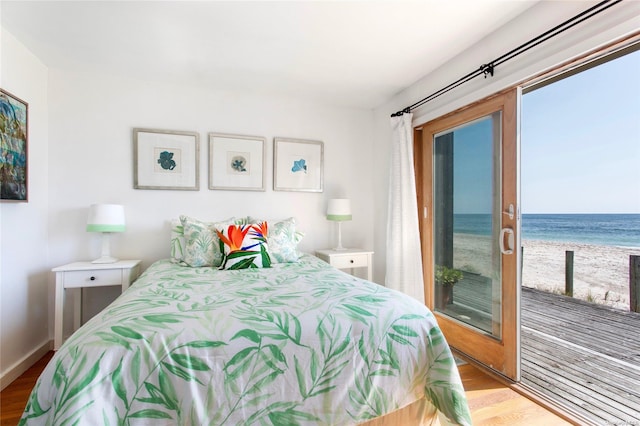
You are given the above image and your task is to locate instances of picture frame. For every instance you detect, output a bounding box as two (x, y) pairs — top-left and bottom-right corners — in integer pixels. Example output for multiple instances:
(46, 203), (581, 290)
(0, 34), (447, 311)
(209, 133), (265, 191)
(1, 89), (28, 202)
(133, 128), (199, 190)
(274, 137), (324, 192)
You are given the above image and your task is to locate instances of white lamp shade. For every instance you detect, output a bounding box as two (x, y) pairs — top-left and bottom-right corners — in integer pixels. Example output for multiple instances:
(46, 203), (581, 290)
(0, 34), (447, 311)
(327, 199), (352, 221)
(86, 204), (126, 233)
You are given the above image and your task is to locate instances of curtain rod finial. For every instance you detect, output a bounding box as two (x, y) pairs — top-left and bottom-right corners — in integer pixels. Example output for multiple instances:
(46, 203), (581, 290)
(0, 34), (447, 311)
(390, 107), (411, 117)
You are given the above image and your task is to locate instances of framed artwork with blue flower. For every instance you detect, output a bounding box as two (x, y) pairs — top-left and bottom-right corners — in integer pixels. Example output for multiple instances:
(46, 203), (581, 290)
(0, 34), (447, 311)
(133, 128), (199, 190)
(209, 133), (265, 191)
(274, 137), (323, 192)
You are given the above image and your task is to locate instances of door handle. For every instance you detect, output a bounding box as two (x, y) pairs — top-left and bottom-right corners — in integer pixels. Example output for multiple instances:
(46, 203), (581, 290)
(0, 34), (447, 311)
(500, 228), (514, 255)
(503, 204), (515, 220)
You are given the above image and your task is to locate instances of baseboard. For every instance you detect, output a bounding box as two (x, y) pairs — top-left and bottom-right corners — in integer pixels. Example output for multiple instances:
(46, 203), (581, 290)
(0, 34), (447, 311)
(0, 339), (53, 391)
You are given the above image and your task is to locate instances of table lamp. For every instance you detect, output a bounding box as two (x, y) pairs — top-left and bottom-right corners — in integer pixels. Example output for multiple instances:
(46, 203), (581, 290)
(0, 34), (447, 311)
(86, 204), (125, 263)
(327, 199), (351, 251)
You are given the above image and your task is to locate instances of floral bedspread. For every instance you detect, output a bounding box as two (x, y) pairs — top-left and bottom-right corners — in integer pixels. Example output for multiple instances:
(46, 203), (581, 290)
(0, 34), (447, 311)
(21, 255), (471, 425)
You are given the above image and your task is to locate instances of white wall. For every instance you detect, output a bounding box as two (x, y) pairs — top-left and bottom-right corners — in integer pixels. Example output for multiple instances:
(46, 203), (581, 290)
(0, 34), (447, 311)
(0, 28), (50, 388)
(1, 22), (376, 383)
(46, 68), (375, 322)
(372, 1), (640, 283)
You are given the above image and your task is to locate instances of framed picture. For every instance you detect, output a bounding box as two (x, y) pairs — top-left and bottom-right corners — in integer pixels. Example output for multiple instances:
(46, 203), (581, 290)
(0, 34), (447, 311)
(209, 133), (265, 191)
(133, 128), (199, 190)
(1, 89), (28, 202)
(274, 137), (323, 192)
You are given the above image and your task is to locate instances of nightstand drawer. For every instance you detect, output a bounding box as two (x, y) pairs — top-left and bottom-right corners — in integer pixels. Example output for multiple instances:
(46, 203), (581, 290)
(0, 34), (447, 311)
(315, 249), (373, 281)
(64, 269), (123, 288)
(331, 254), (369, 269)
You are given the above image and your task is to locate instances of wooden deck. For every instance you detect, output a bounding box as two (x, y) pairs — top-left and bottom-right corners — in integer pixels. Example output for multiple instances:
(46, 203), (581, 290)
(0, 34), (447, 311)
(521, 287), (640, 425)
(445, 278), (640, 425)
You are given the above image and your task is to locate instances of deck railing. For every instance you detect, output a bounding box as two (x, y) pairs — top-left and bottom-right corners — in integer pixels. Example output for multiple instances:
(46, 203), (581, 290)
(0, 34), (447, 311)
(562, 251), (640, 313)
(631, 255), (640, 313)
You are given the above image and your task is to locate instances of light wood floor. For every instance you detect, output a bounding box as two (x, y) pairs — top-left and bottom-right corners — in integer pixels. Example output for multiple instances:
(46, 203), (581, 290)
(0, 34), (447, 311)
(0, 352), (573, 426)
(458, 363), (573, 425)
(0, 351), (54, 426)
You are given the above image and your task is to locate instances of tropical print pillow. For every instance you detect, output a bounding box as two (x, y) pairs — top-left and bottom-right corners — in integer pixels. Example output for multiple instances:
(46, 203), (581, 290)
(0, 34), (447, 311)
(217, 222), (271, 269)
(170, 219), (186, 265)
(248, 216), (304, 263)
(180, 215), (236, 267)
(233, 216), (252, 226)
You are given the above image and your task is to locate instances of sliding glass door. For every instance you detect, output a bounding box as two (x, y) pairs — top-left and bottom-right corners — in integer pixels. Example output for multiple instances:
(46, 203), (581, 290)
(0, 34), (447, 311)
(416, 89), (520, 380)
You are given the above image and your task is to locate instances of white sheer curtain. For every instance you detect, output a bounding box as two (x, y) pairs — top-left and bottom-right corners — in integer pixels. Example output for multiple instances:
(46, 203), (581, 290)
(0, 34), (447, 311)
(385, 113), (425, 302)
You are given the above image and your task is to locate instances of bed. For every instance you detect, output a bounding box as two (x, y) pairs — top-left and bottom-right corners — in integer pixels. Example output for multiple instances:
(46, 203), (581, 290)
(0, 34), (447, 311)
(20, 218), (471, 425)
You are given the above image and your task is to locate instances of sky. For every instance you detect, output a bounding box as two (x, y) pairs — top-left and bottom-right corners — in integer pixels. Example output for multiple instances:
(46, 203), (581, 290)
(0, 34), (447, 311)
(450, 48), (639, 215)
(451, 118), (493, 214)
(521, 49), (640, 214)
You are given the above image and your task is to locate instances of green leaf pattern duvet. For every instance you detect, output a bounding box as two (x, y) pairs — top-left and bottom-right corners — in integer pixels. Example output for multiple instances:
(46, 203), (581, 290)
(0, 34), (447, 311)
(21, 255), (471, 425)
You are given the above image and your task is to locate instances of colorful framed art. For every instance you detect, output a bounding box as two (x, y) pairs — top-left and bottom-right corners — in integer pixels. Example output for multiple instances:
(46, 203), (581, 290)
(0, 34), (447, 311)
(0, 89), (28, 201)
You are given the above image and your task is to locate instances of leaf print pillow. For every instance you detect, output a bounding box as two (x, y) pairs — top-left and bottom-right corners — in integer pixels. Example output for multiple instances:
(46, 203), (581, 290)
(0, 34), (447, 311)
(216, 222), (271, 269)
(170, 218), (186, 265)
(248, 217), (304, 263)
(180, 215), (236, 267)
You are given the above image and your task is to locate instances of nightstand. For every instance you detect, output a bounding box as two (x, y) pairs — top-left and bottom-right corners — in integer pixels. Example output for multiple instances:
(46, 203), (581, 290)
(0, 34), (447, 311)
(315, 249), (373, 281)
(52, 259), (141, 350)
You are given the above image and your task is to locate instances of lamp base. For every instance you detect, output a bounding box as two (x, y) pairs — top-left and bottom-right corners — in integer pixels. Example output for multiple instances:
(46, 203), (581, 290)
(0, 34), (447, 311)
(332, 221), (348, 251)
(92, 256), (119, 264)
(92, 232), (118, 264)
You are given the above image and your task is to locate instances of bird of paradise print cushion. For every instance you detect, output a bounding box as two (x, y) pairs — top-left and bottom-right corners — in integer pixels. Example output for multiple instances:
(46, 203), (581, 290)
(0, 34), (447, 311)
(217, 222), (271, 269)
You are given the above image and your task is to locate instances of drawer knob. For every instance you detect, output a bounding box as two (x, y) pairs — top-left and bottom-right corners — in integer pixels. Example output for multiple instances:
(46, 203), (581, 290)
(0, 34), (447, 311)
(350, 259), (354, 264)
(90, 276), (96, 281)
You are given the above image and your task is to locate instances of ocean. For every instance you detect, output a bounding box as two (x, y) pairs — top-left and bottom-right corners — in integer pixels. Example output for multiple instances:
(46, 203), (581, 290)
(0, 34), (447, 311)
(453, 213), (640, 248)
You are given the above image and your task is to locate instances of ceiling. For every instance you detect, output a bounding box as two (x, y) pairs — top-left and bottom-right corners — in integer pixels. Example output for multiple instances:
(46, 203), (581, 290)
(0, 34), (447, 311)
(1, 1), (538, 109)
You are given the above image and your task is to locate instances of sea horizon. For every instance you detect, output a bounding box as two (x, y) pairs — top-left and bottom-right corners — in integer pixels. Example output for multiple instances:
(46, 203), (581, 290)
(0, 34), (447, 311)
(453, 213), (640, 249)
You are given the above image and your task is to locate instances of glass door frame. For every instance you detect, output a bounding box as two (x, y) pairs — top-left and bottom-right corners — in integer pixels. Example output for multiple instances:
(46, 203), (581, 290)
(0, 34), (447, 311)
(414, 88), (521, 381)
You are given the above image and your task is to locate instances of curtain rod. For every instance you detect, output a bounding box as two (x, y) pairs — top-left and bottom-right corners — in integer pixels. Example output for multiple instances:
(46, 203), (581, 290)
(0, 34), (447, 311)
(391, 0), (622, 117)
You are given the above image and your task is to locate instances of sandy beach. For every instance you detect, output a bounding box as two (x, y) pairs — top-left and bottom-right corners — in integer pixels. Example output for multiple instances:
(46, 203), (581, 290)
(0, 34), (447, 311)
(452, 233), (640, 310)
